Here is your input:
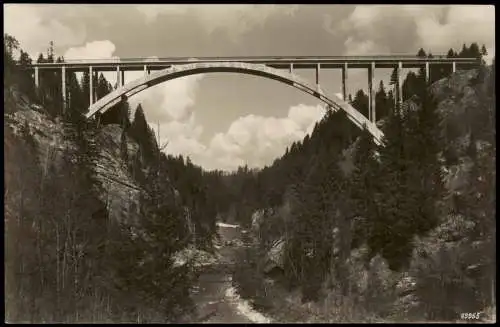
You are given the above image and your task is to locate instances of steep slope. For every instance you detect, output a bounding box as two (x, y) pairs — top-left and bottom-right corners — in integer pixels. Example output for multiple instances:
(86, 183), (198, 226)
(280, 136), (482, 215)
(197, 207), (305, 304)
(232, 65), (495, 323)
(5, 103), (150, 224)
(4, 85), (196, 323)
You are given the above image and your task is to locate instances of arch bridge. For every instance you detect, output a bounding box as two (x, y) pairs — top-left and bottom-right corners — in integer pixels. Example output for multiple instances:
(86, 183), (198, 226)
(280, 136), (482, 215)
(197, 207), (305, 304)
(28, 56), (479, 145)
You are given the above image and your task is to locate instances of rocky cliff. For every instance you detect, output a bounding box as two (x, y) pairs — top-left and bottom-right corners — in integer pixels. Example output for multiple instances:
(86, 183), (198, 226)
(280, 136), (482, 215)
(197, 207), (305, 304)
(4, 84), (191, 233)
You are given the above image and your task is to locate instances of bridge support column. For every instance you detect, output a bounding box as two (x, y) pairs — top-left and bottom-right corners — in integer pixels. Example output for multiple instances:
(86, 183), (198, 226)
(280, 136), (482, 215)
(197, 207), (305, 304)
(116, 66), (121, 89)
(316, 63), (321, 92)
(342, 62), (348, 101)
(144, 65), (148, 76)
(425, 62), (430, 84)
(89, 66), (94, 105)
(34, 66), (39, 89)
(121, 70), (125, 86)
(61, 66), (66, 114)
(289, 63), (294, 75)
(452, 61), (456, 73)
(397, 61), (403, 108)
(368, 62), (375, 123)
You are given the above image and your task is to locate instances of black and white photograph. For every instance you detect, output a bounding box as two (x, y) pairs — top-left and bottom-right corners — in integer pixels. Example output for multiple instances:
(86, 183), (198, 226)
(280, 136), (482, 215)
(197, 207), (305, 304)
(4, 4), (496, 323)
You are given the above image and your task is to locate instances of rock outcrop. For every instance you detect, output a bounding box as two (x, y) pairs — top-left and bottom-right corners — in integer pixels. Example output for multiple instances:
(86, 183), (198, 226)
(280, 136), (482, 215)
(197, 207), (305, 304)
(4, 87), (180, 228)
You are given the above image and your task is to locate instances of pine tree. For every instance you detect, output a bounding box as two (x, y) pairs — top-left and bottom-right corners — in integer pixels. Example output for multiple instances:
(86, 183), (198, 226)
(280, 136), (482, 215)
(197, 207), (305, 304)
(352, 89), (369, 119)
(350, 126), (380, 249)
(4, 33), (20, 64)
(402, 71), (420, 102)
(81, 70), (91, 109)
(371, 105), (415, 270)
(129, 104), (158, 164)
(406, 92), (444, 235)
(389, 67), (398, 86)
(375, 80), (389, 121)
(17, 50), (37, 100)
(65, 72), (85, 121)
(469, 42), (481, 59)
(459, 44), (468, 58)
(111, 166), (194, 321)
(480, 44), (488, 65)
(417, 48), (427, 58)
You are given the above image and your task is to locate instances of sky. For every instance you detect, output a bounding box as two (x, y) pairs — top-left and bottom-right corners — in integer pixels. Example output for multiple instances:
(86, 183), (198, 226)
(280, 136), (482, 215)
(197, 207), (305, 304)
(4, 4), (496, 171)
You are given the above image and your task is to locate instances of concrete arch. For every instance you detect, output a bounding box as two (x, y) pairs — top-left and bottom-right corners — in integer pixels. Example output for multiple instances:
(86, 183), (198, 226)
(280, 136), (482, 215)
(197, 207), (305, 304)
(86, 62), (384, 145)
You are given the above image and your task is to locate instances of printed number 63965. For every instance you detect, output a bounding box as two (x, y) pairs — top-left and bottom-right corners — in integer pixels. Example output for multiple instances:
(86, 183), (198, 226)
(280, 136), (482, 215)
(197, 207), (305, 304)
(460, 312), (481, 320)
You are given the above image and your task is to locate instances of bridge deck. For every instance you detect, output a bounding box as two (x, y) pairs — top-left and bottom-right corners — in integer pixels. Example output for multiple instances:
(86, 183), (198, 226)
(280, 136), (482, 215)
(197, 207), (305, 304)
(28, 56), (480, 71)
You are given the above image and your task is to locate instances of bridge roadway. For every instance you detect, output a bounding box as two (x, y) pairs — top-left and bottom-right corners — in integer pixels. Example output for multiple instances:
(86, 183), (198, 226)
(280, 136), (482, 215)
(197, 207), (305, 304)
(26, 55), (480, 143)
(29, 55), (479, 71)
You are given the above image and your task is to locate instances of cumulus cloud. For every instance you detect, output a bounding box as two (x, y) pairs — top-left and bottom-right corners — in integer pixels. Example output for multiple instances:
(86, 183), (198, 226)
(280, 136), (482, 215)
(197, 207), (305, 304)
(64, 40), (123, 87)
(191, 104), (326, 171)
(340, 5), (495, 61)
(146, 102), (326, 172)
(4, 4), (87, 59)
(135, 4), (298, 40)
(64, 40), (119, 61)
(129, 74), (205, 123)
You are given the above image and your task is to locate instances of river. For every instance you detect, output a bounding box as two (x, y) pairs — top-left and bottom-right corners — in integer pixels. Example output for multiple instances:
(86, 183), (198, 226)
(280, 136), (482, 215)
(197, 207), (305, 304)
(188, 222), (271, 323)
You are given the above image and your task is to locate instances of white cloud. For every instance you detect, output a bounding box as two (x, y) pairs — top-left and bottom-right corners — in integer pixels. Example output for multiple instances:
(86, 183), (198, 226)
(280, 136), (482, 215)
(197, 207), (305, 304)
(135, 5), (190, 22)
(64, 40), (122, 87)
(64, 40), (119, 61)
(129, 74), (205, 122)
(335, 93), (345, 101)
(4, 4), (87, 59)
(344, 37), (389, 56)
(414, 5), (495, 63)
(135, 4), (298, 40)
(146, 102), (326, 172)
(340, 5), (495, 61)
(186, 104), (326, 171)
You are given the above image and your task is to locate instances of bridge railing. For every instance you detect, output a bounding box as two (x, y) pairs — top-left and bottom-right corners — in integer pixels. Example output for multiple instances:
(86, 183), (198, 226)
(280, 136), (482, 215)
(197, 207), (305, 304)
(25, 55), (481, 66)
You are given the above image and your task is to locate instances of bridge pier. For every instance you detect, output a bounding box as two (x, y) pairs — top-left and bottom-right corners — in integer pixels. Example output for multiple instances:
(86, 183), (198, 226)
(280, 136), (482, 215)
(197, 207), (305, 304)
(289, 63), (294, 74)
(121, 70), (125, 86)
(61, 66), (66, 114)
(116, 66), (121, 89)
(93, 70), (98, 103)
(452, 61), (456, 73)
(368, 61), (375, 123)
(342, 62), (348, 101)
(425, 62), (430, 84)
(34, 66), (39, 89)
(397, 61), (403, 108)
(316, 63), (321, 92)
(144, 65), (147, 76)
(89, 66), (93, 105)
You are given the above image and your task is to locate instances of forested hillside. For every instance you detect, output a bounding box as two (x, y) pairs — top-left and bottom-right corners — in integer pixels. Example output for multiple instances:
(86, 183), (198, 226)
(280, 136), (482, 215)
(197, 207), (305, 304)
(225, 44), (495, 322)
(5, 35), (218, 323)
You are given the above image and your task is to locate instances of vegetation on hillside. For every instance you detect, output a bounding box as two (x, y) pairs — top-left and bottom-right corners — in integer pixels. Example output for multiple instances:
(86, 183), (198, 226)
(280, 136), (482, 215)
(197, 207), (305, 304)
(4, 35), (215, 323)
(225, 44), (494, 321)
